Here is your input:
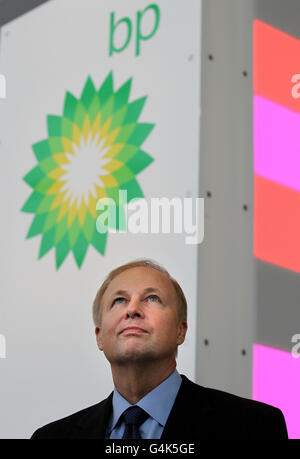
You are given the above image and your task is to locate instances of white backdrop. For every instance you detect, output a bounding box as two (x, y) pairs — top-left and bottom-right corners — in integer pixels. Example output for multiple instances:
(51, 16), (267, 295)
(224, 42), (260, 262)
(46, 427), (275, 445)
(0, 0), (201, 438)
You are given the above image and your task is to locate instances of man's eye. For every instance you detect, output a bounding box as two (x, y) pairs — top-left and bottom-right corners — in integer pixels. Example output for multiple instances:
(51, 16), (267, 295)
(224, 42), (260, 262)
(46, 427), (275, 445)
(112, 297), (125, 305)
(146, 295), (160, 302)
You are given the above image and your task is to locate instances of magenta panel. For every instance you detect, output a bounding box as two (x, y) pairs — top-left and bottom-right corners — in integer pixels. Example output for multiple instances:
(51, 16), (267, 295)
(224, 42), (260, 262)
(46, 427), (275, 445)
(254, 95), (300, 193)
(253, 343), (300, 439)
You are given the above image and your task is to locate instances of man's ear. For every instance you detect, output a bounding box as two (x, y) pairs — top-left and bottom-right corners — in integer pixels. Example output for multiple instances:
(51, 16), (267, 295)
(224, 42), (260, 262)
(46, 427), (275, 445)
(95, 327), (103, 351)
(177, 321), (188, 345)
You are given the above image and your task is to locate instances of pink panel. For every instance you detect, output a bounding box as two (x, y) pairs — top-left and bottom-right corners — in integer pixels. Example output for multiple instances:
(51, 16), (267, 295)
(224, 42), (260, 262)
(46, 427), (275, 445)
(253, 343), (300, 439)
(254, 95), (300, 193)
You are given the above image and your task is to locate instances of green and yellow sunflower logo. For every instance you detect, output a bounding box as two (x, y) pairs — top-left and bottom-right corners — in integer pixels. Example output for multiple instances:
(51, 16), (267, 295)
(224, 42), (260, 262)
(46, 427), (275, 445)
(22, 72), (154, 269)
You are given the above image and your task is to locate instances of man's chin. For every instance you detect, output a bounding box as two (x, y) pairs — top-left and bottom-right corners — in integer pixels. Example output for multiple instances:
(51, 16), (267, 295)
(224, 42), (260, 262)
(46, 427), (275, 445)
(113, 346), (157, 364)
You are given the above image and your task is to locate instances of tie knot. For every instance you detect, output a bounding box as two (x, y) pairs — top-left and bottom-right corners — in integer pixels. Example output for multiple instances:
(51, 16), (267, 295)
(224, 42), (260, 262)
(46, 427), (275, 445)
(122, 406), (149, 427)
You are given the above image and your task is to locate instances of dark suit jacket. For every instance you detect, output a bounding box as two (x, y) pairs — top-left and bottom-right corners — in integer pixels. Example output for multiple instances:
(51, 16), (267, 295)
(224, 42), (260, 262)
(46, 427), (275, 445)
(31, 375), (288, 439)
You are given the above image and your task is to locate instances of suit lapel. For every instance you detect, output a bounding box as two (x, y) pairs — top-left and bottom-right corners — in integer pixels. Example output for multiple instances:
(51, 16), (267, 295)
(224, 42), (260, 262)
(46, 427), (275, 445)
(161, 375), (215, 440)
(73, 392), (113, 439)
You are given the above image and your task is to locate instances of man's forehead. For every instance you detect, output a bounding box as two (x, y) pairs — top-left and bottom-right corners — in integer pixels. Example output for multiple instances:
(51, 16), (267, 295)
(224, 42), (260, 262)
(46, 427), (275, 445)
(104, 267), (175, 296)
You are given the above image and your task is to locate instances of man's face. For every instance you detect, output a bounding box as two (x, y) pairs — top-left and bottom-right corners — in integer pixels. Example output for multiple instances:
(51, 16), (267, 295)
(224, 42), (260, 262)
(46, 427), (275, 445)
(95, 267), (187, 365)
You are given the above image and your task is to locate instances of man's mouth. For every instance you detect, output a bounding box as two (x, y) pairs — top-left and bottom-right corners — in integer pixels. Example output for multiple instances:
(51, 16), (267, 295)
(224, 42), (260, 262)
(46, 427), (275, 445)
(120, 326), (148, 335)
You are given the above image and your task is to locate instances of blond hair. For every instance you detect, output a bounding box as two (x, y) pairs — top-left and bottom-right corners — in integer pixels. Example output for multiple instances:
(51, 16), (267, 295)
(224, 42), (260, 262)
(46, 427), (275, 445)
(92, 259), (187, 327)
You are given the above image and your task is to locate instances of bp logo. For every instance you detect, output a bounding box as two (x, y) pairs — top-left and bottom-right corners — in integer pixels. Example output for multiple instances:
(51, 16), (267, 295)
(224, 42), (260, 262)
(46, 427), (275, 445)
(22, 72), (154, 269)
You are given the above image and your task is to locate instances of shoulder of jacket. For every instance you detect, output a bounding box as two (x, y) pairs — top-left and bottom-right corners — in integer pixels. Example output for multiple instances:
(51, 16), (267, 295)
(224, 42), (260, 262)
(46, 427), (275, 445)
(31, 396), (111, 439)
(180, 374), (281, 414)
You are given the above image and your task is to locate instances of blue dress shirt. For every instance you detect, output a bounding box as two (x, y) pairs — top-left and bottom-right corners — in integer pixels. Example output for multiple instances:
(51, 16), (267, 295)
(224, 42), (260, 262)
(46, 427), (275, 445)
(106, 370), (182, 439)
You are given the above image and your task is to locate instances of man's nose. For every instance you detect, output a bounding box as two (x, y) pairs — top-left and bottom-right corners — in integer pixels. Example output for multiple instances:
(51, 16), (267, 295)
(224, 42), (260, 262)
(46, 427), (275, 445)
(125, 297), (144, 319)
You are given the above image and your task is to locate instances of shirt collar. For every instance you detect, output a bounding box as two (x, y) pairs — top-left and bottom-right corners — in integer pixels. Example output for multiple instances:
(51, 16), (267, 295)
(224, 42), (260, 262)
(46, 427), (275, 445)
(110, 369), (182, 431)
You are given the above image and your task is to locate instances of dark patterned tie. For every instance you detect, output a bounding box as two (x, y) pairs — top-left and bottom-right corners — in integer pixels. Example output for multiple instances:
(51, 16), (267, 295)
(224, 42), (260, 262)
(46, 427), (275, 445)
(121, 406), (149, 439)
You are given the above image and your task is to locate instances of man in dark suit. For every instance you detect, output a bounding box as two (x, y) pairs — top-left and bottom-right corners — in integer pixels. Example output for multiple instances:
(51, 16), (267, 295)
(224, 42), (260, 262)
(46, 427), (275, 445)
(32, 259), (288, 439)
